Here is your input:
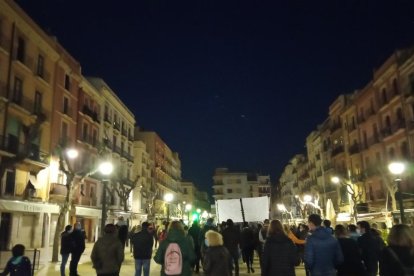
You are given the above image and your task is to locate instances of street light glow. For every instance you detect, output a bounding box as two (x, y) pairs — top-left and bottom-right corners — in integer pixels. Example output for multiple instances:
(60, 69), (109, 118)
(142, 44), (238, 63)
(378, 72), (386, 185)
(99, 161), (113, 175)
(185, 203), (192, 211)
(304, 195), (312, 202)
(277, 203), (287, 212)
(388, 162), (406, 175)
(196, 208), (201, 214)
(331, 176), (340, 184)
(66, 148), (78, 159)
(164, 193), (173, 202)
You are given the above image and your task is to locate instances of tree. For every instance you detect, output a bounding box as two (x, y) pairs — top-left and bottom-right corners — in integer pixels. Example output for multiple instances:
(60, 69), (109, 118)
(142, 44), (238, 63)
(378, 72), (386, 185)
(110, 174), (140, 212)
(376, 164), (398, 211)
(338, 179), (364, 223)
(51, 147), (98, 262)
(140, 180), (159, 220)
(0, 114), (46, 181)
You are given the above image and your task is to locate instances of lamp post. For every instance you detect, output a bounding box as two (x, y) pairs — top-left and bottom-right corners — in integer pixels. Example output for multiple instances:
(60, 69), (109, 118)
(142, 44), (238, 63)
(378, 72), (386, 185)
(164, 193), (173, 222)
(185, 203), (192, 224)
(388, 162), (406, 224)
(99, 161), (113, 237)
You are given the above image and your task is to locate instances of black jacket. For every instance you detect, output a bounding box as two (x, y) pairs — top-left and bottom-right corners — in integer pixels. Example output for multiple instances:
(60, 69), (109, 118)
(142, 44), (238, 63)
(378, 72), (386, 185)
(337, 237), (366, 276)
(240, 226), (255, 249)
(222, 226), (241, 255)
(379, 246), (414, 276)
(261, 233), (298, 276)
(70, 229), (86, 254)
(60, 231), (73, 254)
(357, 232), (382, 274)
(132, 229), (154, 259)
(0, 256), (31, 276)
(203, 246), (232, 276)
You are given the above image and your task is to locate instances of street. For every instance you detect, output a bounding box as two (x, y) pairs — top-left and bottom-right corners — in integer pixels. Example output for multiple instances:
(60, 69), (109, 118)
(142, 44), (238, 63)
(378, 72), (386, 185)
(35, 245), (307, 276)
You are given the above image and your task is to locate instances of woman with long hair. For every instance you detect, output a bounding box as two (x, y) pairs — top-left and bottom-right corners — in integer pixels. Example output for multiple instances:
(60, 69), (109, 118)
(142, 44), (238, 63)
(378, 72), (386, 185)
(261, 220), (299, 276)
(379, 224), (414, 276)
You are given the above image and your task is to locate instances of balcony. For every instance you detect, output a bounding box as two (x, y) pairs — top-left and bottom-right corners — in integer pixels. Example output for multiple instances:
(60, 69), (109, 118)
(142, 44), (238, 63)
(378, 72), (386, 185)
(104, 113), (111, 125)
(102, 138), (112, 149)
(49, 183), (67, 203)
(331, 145), (344, 157)
(79, 134), (98, 148)
(14, 54), (34, 72)
(367, 135), (381, 147)
(0, 33), (10, 52)
(357, 115), (366, 124)
(82, 105), (100, 123)
(113, 145), (122, 155)
(330, 122), (342, 132)
(391, 119), (405, 133)
(62, 106), (73, 118)
(36, 69), (51, 84)
(10, 95), (49, 119)
(128, 134), (134, 141)
(381, 127), (392, 138)
(0, 135), (48, 164)
(121, 128), (128, 137)
(365, 107), (375, 119)
(348, 123), (357, 132)
(348, 143), (360, 155)
(113, 121), (120, 131)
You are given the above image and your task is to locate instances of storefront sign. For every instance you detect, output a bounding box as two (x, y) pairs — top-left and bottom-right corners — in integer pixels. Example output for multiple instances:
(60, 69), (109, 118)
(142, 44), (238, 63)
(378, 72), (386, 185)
(0, 199), (59, 213)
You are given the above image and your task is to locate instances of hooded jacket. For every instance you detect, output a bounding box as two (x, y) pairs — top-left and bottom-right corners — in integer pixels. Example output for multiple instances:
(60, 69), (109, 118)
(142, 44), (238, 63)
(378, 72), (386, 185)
(90, 232), (124, 275)
(0, 256), (31, 276)
(154, 228), (195, 276)
(261, 233), (299, 276)
(203, 231), (232, 276)
(304, 227), (343, 275)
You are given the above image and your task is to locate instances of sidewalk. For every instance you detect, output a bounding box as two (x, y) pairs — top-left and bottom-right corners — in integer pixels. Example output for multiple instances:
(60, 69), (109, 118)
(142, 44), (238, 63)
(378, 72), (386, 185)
(35, 244), (306, 275)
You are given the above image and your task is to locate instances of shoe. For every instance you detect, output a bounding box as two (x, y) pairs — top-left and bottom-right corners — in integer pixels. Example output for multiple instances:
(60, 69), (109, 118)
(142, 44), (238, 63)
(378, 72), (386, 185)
(251, 267), (255, 273)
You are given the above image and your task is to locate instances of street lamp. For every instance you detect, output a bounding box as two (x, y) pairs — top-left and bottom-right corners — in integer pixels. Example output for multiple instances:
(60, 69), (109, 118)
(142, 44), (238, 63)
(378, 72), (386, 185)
(164, 193), (173, 222)
(99, 161), (113, 236)
(388, 162), (406, 224)
(66, 148), (79, 159)
(304, 195), (312, 203)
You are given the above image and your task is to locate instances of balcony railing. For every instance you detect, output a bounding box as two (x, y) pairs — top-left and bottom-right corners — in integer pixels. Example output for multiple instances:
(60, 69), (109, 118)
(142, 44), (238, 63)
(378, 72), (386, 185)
(80, 135), (98, 147)
(0, 135), (48, 164)
(121, 128), (128, 137)
(113, 121), (120, 131)
(331, 145), (344, 157)
(102, 138), (112, 149)
(82, 105), (100, 123)
(348, 143), (360, 155)
(330, 122), (342, 132)
(113, 145), (122, 154)
(14, 54), (34, 71)
(104, 113), (111, 124)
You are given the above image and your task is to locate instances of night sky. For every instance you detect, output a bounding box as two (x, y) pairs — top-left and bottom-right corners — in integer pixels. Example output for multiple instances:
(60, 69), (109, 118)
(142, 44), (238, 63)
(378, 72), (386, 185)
(16, 0), (414, 195)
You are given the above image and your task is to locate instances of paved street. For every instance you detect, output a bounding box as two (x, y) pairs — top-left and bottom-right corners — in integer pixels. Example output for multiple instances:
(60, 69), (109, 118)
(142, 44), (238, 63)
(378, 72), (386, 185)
(34, 244), (306, 275)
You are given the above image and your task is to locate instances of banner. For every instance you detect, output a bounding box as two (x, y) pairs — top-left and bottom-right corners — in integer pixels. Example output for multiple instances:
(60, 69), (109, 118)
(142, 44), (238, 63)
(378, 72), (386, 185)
(216, 196), (269, 223)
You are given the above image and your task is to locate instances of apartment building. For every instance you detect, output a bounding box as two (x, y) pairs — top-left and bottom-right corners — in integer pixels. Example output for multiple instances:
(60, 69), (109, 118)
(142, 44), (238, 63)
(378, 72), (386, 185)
(181, 181), (211, 212)
(135, 130), (182, 220)
(276, 47), (414, 221)
(212, 168), (271, 201)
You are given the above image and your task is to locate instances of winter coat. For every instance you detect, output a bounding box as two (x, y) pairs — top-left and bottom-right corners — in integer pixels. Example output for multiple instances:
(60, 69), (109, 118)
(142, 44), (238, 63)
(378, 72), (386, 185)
(132, 229), (154, 259)
(379, 246), (414, 276)
(188, 224), (201, 250)
(70, 229), (85, 254)
(222, 225), (241, 255)
(304, 227), (343, 275)
(60, 231), (73, 254)
(240, 226), (255, 249)
(357, 232), (382, 274)
(261, 233), (299, 276)
(203, 231), (232, 276)
(0, 256), (31, 276)
(154, 228), (195, 276)
(90, 232), (124, 275)
(337, 237), (366, 276)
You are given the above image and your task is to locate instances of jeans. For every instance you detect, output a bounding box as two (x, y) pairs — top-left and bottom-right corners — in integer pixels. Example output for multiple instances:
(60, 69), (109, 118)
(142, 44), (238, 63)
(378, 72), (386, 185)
(135, 259), (151, 276)
(60, 253), (70, 276)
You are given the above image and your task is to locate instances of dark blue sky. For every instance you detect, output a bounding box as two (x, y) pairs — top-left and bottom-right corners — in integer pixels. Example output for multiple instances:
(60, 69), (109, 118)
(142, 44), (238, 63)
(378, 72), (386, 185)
(16, 0), (414, 194)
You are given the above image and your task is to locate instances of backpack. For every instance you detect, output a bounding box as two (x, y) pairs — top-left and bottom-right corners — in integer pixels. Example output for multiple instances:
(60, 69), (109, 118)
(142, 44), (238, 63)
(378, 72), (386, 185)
(164, 242), (182, 275)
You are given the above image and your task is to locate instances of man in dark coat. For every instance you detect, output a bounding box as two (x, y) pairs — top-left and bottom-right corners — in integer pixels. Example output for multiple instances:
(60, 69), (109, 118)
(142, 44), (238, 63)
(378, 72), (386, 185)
(357, 221), (383, 276)
(60, 225), (73, 276)
(222, 219), (241, 276)
(131, 222), (154, 276)
(188, 220), (201, 273)
(69, 222), (86, 276)
(304, 214), (343, 276)
(116, 216), (129, 248)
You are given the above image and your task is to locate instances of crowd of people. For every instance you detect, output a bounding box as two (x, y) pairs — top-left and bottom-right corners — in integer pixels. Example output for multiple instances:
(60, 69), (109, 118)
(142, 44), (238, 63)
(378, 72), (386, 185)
(0, 214), (413, 276)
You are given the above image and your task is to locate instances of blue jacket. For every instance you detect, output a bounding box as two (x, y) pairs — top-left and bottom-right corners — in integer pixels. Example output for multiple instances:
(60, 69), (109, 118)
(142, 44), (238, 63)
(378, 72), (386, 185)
(304, 227), (343, 275)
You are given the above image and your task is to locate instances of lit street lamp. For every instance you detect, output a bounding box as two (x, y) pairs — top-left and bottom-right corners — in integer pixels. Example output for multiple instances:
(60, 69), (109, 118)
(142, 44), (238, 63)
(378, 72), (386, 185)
(66, 148), (79, 159)
(388, 162), (406, 224)
(99, 161), (113, 236)
(164, 193), (173, 222)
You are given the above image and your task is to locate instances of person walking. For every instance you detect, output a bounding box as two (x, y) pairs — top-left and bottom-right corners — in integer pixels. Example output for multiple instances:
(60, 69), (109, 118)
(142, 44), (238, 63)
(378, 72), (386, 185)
(304, 214), (343, 276)
(0, 244), (31, 276)
(379, 224), (414, 276)
(188, 220), (201, 273)
(116, 216), (129, 248)
(334, 224), (366, 276)
(357, 221), (383, 276)
(203, 230), (232, 276)
(240, 222), (256, 273)
(60, 225), (73, 276)
(222, 219), (241, 276)
(154, 220), (195, 276)
(131, 222), (154, 276)
(91, 224), (124, 276)
(69, 222), (85, 276)
(261, 220), (299, 276)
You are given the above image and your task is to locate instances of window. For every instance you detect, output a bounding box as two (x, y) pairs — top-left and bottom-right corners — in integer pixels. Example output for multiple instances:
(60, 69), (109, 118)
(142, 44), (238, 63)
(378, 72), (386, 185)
(12, 77), (23, 104)
(388, 147), (395, 159)
(64, 74), (70, 90)
(227, 188), (233, 193)
(61, 121), (68, 143)
(63, 97), (69, 115)
(393, 78), (399, 94)
(36, 55), (44, 77)
(382, 88), (387, 104)
(34, 91), (42, 114)
(396, 108), (404, 121)
(385, 116), (391, 129)
(92, 130), (97, 146)
(82, 123), (88, 141)
(16, 37), (25, 63)
(5, 170), (16, 195)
